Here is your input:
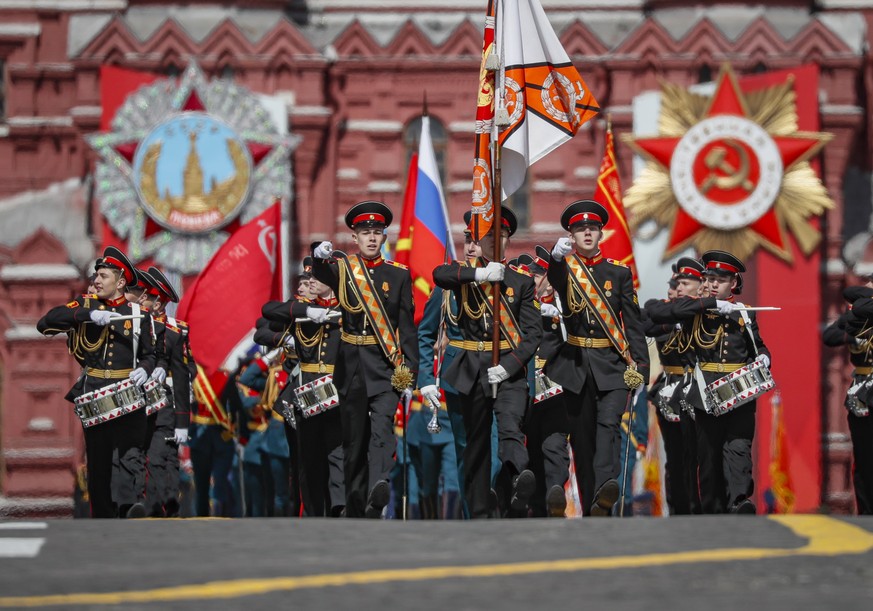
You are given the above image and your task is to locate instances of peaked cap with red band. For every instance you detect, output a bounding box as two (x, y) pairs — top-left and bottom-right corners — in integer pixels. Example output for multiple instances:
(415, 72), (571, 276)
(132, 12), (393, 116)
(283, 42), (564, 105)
(345, 200), (393, 229)
(95, 246), (135, 285)
(135, 269), (163, 298)
(560, 200), (610, 231)
(674, 256), (705, 280)
(148, 266), (180, 303)
(701, 250), (746, 275)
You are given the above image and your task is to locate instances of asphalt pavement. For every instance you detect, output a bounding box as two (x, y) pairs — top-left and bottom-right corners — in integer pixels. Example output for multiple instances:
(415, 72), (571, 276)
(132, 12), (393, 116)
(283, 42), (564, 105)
(1, 515), (871, 610)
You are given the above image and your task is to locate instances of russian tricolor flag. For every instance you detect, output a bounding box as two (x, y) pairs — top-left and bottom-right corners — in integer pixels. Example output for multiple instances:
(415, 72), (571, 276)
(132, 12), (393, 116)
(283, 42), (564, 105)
(399, 115), (455, 322)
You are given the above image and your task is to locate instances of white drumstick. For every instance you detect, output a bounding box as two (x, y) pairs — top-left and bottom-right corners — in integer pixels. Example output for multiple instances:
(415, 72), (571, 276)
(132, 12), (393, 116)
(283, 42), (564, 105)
(708, 306), (781, 312)
(296, 312), (342, 323)
(83, 314), (145, 324)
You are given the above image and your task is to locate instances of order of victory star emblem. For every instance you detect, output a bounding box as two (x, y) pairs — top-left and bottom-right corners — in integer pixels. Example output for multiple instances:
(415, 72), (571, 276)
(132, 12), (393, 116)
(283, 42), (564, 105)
(623, 64), (833, 262)
(88, 61), (298, 275)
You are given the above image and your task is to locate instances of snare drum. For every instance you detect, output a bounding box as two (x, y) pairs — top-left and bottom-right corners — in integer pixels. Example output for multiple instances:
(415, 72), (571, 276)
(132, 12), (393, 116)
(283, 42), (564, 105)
(533, 369), (563, 405)
(845, 377), (872, 417)
(657, 382), (680, 423)
(703, 356), (775, 417)
(293, 375), (340, 418)
(74, 379), (145, 428)
(143, 379), (169, 416)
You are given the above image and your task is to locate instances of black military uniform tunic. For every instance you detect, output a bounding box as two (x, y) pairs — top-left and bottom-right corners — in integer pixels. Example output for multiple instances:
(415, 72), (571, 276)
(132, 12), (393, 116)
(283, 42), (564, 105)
(644, 304), (700, 515)
(37, 295), (156, 518)
(825, 286), (873, 514)
(545, 252), (649, 516)
(262, 296), (346, 517)
(312, 254), (419, 517)
(649, 295), (770, 513)
(433, 258), (542, 518)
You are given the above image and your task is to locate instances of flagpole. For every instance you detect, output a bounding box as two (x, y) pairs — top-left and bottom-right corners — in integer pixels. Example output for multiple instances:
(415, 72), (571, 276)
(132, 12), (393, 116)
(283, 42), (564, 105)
(280, 196), (291, 301)
(489, 0), (505, 400)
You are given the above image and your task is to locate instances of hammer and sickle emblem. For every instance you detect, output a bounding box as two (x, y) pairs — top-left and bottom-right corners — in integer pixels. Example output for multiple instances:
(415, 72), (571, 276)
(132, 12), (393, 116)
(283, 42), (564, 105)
(699, 140), (754, 195)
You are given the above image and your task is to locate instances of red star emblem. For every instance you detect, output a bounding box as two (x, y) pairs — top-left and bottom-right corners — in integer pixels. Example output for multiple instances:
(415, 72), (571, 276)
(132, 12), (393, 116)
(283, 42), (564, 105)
(626, 65), (832, 261)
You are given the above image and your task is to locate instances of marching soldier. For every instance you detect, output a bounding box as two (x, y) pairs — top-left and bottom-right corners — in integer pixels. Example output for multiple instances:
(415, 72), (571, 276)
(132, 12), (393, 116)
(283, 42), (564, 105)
(312, 201), (419, 518)
(261, 263), (346, 517)
(37, 247), (156, 518)
(432, 207), (542, 519)
(648, 250), (769, 514)
(136, 268), (192, 517)
(546, 200), (649, 517)
(825, 281), (873, 514)
(644, 258), (704, 515)
(519, 248), (571, 517)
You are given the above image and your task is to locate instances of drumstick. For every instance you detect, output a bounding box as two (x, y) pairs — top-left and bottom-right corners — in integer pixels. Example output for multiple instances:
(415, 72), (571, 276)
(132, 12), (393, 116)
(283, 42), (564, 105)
(83, 314), (145, 324)
(296, 312), (342, 323)
(707, 306), (781, 312)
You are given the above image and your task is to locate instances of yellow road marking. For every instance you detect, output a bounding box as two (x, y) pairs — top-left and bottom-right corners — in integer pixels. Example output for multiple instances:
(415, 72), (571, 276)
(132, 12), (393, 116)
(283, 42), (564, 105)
(1, 516), (870, 607)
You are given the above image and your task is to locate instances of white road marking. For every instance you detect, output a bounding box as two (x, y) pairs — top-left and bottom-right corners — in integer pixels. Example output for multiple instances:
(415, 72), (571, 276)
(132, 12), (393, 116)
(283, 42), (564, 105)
(0, 538), (45, 558)
(0, 522), (48, 530)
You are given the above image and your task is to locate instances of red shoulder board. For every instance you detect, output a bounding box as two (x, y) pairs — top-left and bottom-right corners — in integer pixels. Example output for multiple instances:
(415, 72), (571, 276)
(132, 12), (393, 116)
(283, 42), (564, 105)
(66, 300), (79, 308)
(385, 260), (408, 270)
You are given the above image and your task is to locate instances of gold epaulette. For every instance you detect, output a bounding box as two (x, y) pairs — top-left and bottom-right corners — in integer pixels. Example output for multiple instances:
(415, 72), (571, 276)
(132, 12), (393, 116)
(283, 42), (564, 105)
(607, 258), (629, 268)
(385, 259), (408, 270)
(534, 300), (541, 309)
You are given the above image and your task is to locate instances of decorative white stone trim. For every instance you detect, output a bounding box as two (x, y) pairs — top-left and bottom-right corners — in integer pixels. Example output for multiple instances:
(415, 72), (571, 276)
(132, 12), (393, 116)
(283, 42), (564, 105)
(448, 180), (472, 193)
(825, 258), (847, 275)
(0, 263), (80, 281)
(291, 106), (332, 117)
(821, 104), (864, 115)
(367, 181), (401, 193)
(5, 116), (74, 128)
(574, 166), (597, 178)
(449, 121), (477, 133)
(0, 125), (9, 138)
(27, 418), (56, 432)
(0, 0), (125, 10)
(69, 106), (101, 117)
(2, 447), (74, 460)
(5, 326), (63, 341)
(337, 168), (361, 180)
(0, 23), (41, 37)
(346, 120), (403, 133)
(532, 180), (566, 192)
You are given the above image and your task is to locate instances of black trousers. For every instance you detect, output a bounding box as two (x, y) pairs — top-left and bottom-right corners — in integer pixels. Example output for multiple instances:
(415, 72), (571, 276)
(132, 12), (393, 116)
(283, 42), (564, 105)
(460, 376), (528, 519)
(524, 395), (570, 516)
(848, 412), (873, 515)
(144, 407), (180, 516)
(297, 407), (345, 516)
(657, 409), (701, 515)
(565, 381), (628, 516)
(340, 369), (398, 517)
(695, 401), (756, 513)
(86, 408), (147, 518)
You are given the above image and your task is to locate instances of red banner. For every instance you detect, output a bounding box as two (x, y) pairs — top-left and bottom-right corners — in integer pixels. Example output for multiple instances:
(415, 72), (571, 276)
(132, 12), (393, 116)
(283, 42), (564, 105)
(177, 201), (283, 377)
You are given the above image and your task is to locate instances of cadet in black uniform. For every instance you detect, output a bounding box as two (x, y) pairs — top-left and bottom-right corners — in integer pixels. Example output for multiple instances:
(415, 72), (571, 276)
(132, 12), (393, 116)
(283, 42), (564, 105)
(312, 201), (419, 518)
(262, 264), (346, 517)
(648, 250), (769, 514)
(520, 248), (571, 517)
(432, 207), (542, 518)
(644, 258), (703, 515)
(37, 247), (156, 518)
(546, 200), (649, 517)
(137, 268), (191, 517)
(825, 282), (873, 514)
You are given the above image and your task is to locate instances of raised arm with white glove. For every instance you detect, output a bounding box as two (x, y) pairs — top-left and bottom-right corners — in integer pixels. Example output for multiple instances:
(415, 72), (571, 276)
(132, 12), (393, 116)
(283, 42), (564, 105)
(551, 237), (573, 259)
(313, 241), (333, 259)
(474, 261), (505, 283)
(173, 428), (189, 445)
(306, 307), (330, 324)
(129, 367), (149, 386)
(487, 365), (509, 384)
(149, 367), (167, 384)
(89, 310), (123, 326)
(715, 300), (736, 315)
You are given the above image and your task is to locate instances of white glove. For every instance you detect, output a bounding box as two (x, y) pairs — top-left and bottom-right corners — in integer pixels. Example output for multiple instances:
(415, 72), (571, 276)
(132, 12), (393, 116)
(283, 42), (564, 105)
(313, 241), (333, 259)
(129, 368), (148, 386)
(173, 428), (189, 445)
(658, 381), (679, 400)
(759, 354), (771, 368)
(715, 300), (736, 315)
(551, 237), (573, 259)
(474, 261), (505, 283)
(420, 384), (441, 411)
(89, 310), (122, 326)
(487, 365), (509, 384)
(306, 307), (330, 324)
(149, 367), (167, 384)
(284, 335), (296, 349)
(401, 388), (413, 404)
(540, 303), (561, 318)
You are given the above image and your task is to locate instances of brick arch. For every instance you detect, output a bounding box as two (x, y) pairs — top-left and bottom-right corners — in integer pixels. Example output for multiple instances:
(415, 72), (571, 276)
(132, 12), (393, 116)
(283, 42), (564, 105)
(612, 18), (679, 58)
(386, 20), (439, 57)
(730, 19), (792, 60)
(436, 19), (482, 58)
(676, 19), (736, 58)
(75, 16), (141, 60)
(141, 19), (198, 58)
(199, 19), (258, 62)
(254, 19), (317, 57)
(560, 20), (608, 57)
(333, 20), (384, 58)
(788, 20), (856, 60)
